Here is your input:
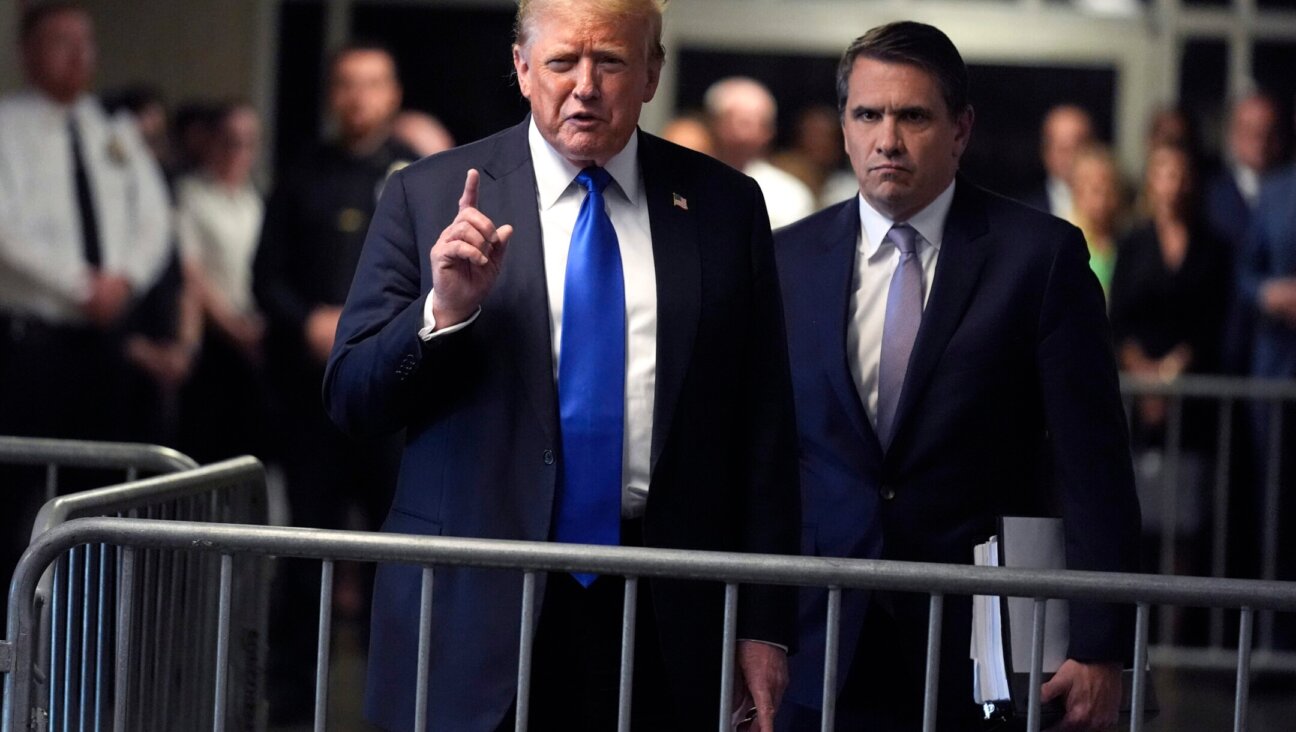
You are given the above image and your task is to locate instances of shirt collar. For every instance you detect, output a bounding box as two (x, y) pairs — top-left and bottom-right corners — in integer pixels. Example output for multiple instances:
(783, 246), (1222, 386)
(528, 117), (641, 210)
(857, 179), (957, 259)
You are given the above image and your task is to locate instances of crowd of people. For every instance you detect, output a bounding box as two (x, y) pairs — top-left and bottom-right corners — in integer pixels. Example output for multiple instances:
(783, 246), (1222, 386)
(3, 0), (1296, 730)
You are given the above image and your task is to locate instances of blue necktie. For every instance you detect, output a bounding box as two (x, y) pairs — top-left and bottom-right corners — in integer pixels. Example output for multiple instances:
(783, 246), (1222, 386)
(555, 167), (625, 586)
(876, 224), (922, 449)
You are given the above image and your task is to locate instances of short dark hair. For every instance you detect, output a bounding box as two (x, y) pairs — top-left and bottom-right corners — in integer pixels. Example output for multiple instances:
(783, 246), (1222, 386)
(836, 21), (969, 119)
(20, 1), (88, 44)
(327, 39), (399, 81)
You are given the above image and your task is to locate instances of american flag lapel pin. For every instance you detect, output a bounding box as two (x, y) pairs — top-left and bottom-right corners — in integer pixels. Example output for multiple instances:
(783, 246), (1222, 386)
(672, 192), (688, 211)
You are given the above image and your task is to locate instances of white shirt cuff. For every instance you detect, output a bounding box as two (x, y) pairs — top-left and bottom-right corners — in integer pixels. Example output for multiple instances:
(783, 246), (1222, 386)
(418, 291), (480, 341)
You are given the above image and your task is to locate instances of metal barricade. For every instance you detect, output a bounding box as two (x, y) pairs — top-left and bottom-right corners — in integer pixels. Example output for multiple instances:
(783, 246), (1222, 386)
(6, 517), (1296, 732)
(1120, 374), (1296, 672)
(11, 458), (270, 732)
(0, 436), (199, 502)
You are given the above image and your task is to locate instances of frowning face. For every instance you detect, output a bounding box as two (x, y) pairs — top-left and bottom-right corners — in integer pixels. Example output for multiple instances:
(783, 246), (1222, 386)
(842, 57), (972, 221)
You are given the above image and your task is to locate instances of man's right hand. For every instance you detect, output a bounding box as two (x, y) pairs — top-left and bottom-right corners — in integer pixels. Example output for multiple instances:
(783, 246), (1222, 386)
(1260, 278), (1296, 327)
(429, 169), (513, 330)
(305, 305), (342, 364)
(82, 273), (132, 328)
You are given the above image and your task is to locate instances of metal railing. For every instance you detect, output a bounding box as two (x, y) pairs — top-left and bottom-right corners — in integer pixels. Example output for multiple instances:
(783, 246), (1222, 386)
(7, 517), (1296, 732)
(0, 437), (198, 503)
(9, 458), (270, 732)
(1119, 374), (1296, 671)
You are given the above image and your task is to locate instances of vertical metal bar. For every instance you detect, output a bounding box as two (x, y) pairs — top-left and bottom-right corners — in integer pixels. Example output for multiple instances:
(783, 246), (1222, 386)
(63, 546), (81, 732)
(94, 543), (109, 731)
(1130, 603), (1150, 732)
(515, 572), (538, 732)
(46, 462), (58, 501)
(212, 554), (233, 732)
(1260, 403), (1283, 649)
(1026, 599), (1047, 732)
(718, 583), (738, 732)
(921, 594), (944, 732)
(79, 545), (95, 732)
(1157, 396), (1183, 644)
(114, 547), (137, 732)
(314, 561), (334, 732)
(820, 587), (842, 732)
(1210, 400), (1234, 648)
(48, 554), (65, 732)
(414, 567), (434, 732)
(617, 577), (639, 732)
(1234, 607), (1254, 732)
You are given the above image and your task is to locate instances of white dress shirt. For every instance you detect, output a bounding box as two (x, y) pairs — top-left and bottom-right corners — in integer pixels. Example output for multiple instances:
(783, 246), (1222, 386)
(0, 90), (171, 323)
(176, 173), (263, 316)
(1233, 164), (1261, 210)
(1045, 175), (1074, 222)
(745, 158), (816, 229)
(846, 181), (955, 429)
(422, 119), (658, 517)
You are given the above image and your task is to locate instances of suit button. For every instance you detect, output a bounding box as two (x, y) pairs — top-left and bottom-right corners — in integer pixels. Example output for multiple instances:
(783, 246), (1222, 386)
(880, 486), (896, 501)
(543, 449), (555, 465)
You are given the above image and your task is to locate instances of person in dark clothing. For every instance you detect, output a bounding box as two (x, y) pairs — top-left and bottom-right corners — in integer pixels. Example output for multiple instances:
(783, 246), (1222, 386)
(1110, 143), (1231, 591)
(252, 41), (412, 724)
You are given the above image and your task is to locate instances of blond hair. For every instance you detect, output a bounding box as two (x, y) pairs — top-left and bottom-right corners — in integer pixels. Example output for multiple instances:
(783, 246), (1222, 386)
(514, 0), (667, 60)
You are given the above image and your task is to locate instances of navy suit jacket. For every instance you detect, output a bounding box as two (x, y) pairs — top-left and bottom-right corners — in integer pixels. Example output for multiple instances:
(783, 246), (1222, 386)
(323, 120), (800, 731)
(1240, 165), (1296, 379)
(774, 180), (1140, 714)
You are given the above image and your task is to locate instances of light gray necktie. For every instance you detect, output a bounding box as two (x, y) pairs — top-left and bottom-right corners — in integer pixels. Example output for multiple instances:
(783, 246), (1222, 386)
(876, 223), (922, 448)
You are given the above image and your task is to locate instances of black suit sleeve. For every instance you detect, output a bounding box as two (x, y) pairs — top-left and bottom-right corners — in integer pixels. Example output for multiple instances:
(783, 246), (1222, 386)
(735, 182), (802, 649)
(1036, 227), (1141, 663)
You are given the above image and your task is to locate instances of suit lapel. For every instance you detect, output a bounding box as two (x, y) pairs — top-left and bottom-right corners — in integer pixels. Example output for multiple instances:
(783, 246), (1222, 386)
(480, 120), (559, 444)
(816, 200), (881, 454)
(889, 180), (991, 448)
(639, 132), (701, 473)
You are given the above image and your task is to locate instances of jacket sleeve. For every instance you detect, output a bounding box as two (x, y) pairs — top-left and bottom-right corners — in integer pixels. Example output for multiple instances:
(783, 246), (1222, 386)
(323, 168), (445, 436)
(1036, 225), (1141, 663)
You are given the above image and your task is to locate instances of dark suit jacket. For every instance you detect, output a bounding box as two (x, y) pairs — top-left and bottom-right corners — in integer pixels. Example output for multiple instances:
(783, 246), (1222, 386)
(774, 181), (1140, 720)
(1240, 164), (1296, 379)
(323, 120), (800, 731)
(1206, 171), (1258, 374)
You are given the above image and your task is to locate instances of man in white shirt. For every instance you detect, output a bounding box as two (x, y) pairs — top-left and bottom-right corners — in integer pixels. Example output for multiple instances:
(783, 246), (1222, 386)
(0, 1), (170, 441)
(323, 1), (799, 729)
(705, 76), (816, 229)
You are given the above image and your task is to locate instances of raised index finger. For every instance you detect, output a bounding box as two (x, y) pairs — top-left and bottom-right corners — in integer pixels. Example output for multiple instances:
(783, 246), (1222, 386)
(459, 169), (479, 211)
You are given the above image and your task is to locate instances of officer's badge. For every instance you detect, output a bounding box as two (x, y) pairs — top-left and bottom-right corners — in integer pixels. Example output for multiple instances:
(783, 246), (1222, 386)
(106, 135), (128, 166)
(337, 207), (367, 234)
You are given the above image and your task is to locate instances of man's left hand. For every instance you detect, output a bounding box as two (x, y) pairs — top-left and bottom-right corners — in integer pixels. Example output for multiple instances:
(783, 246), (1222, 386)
(735, 640), (788, 732)
(1039, 659), (1121, 731)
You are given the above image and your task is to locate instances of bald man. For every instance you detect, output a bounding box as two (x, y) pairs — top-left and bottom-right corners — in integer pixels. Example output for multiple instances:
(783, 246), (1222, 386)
(705, 76), (816, 228)
(1022, 104), (1095, 221)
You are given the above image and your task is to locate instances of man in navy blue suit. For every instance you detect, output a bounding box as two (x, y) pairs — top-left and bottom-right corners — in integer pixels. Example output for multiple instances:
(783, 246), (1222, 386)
(323, 1), (799, 730)
(774, 22), (1140, 731)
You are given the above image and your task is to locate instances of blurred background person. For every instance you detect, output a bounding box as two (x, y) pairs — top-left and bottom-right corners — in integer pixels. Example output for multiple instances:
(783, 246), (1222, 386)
(704, 75), (815, 228)
(1070, 143), (1127, 299)
(660, 109), (716, 157)
(175, 100), (271, 464)
(1209, 93), (1287, 375)
(772, 103), (858, 208)
(172, 101), (218, 178)
(392, 108), (455, 158)
(0, 0), (174, 618)
(1022, 103), (1094, 221)
(1110, 143), (1230, 574)
(252, 39), (411, 725)
(103, 84), (173, 178)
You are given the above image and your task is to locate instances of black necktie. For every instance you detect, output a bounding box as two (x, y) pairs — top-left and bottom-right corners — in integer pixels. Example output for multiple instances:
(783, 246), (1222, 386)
(69, 116), (102, 268)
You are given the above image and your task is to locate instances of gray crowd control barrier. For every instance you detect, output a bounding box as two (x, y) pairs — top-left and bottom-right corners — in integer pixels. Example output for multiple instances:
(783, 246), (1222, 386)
(1119, 375), (1296, 672)
(6, 518), (1296, 732)
(7, 458), (270, 732)
(0, 436), (199, 502)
